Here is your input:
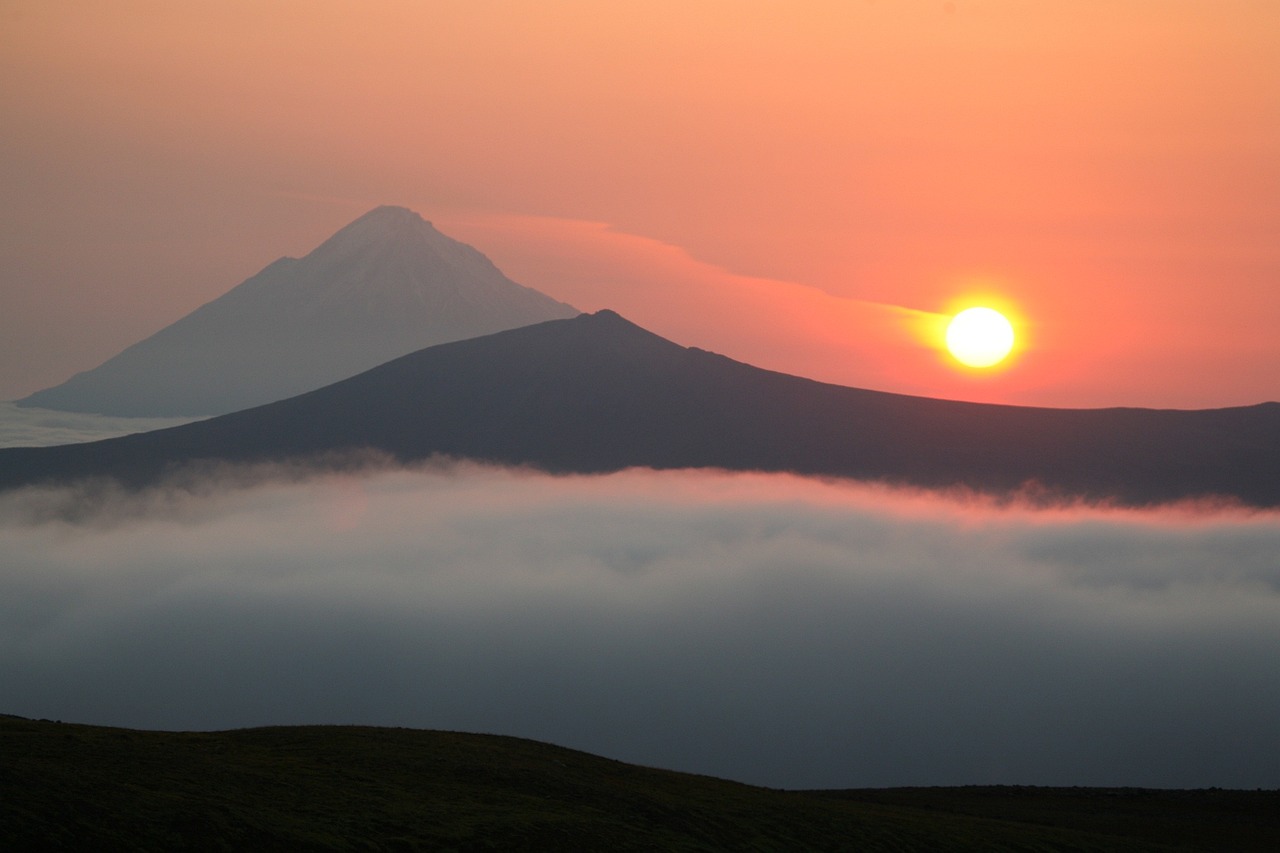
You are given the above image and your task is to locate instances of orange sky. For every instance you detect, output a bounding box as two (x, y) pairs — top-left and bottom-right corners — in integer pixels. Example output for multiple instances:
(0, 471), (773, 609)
(2, 1), (1278, 408)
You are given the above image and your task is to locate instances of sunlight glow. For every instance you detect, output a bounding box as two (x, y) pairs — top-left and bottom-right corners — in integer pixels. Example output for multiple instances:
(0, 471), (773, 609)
(945, 307), (1015, 368)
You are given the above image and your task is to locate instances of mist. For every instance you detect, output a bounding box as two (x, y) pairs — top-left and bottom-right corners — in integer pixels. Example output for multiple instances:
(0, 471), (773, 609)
(0, 402), (200, 448)
(2, 462), (1278, 790)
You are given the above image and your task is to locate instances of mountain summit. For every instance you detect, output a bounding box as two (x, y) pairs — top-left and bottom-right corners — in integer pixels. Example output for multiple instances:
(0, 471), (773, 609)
(3, 310), (1277, 506)
(18, 206), (578, 417)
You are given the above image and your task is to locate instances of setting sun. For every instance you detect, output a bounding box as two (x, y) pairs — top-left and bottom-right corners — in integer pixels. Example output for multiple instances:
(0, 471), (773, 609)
(945, 307), (1015, 368)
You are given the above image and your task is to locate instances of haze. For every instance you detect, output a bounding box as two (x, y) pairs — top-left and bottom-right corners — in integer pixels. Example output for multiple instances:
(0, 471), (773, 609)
(4, 1), (1278, 408)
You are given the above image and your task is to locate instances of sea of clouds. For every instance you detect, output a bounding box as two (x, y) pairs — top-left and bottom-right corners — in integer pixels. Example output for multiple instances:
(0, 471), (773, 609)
(2, 461), (1278, 790)
(0, 401), (200, 448)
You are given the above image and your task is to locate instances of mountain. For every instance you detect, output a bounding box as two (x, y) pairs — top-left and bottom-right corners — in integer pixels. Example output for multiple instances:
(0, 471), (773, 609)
(2, 310), (1277, 505)
(17, 206), (578, 417)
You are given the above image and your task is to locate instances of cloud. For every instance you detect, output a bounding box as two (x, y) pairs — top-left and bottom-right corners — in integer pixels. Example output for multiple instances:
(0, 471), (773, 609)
(2, 462), (1278, 789)
(0, 402), (201, 448)
(437, 213), (953, 397)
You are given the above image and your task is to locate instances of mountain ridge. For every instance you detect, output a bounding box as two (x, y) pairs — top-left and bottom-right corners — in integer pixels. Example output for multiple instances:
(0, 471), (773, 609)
(17, 207), (578, 417)
(2, 310), (1277, 506)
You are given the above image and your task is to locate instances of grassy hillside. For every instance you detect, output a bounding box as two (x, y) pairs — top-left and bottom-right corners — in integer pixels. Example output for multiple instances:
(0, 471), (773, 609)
(2, 715), (1275, 851)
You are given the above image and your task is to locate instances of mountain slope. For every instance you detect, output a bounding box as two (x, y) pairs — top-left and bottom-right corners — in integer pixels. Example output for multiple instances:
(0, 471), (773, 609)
(16, 716), (1268, 852)
(2, 310), (1277, 505)
(17, 206), (578, 416)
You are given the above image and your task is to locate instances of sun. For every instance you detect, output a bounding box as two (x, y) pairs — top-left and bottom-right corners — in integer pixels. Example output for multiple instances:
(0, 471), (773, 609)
(945, 307), (1015, 368)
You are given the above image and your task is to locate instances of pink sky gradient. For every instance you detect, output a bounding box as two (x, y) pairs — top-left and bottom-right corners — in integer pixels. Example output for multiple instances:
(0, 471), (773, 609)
(3, 1), (1277, 408)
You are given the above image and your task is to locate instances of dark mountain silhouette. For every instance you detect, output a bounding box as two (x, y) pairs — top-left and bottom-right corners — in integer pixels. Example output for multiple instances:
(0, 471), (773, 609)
(2, 311), (1277, 505)
(17, 206), (578, 417)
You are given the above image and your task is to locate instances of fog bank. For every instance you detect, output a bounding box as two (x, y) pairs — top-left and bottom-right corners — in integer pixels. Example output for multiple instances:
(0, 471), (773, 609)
(2, 463), (1277, 789)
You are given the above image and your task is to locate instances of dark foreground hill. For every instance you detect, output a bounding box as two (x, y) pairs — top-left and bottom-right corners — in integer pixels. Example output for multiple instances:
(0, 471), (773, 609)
(4, 716), (1277, 852)
(2, 310), (1277, 505)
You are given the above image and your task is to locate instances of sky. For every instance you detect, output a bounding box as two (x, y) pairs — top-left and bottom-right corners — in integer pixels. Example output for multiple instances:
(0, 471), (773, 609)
(4, 1), (1279, 409)
(4, 462), (1280, 790)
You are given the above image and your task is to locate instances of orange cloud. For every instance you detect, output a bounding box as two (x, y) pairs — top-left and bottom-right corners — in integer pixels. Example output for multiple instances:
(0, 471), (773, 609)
(440, 212), (958, 397)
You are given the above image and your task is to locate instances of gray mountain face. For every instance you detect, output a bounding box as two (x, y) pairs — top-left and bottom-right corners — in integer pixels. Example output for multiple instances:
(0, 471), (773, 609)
(19, 206), (579, 416)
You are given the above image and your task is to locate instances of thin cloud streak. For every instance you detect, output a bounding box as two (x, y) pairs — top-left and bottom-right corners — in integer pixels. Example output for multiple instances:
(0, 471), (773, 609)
(438, 212), (961, 398)
(2, 463), (1278, 789)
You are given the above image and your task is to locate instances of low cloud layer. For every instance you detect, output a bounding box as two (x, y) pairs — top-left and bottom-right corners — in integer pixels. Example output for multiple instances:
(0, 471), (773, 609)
(0, 402), (200, 448)
(3, 463), (1278, 789)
